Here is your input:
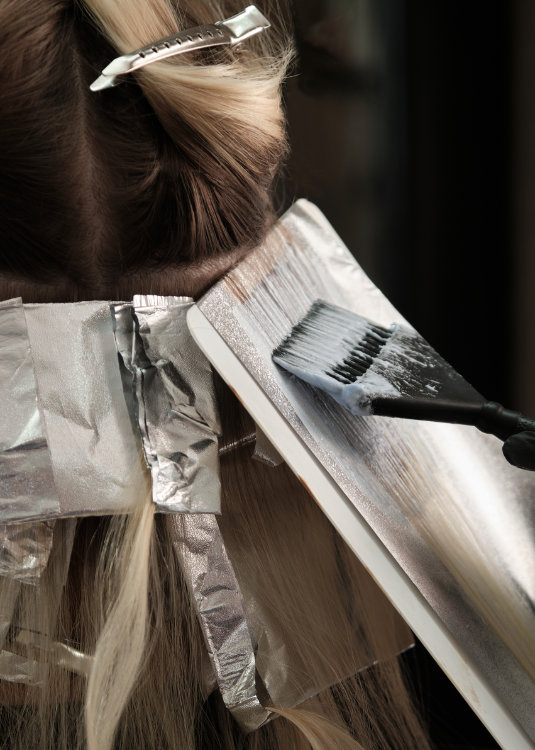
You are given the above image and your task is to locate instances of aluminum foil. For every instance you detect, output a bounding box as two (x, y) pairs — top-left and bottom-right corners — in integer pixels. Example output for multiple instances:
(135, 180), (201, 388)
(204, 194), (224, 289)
(0, 575), (21, 651)
(0, 518), (76, 684)
(253, 427), (283, 467)
(0, 520), (55, 584)
(197, 199), (535, 741)
(0, 298), (59, 521)
(169, 513), (271, 732)
(0, 650), (41, 685)
(218, 425), (283, 467)
(21, 301), (146, 519)
(14, 629), (92, 677)
(113, 296), (221, 514)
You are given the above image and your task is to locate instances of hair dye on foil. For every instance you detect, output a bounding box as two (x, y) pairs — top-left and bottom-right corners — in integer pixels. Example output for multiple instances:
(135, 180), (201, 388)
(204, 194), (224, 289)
(112, 296), (221, 514)
(196, 199), (535, 741)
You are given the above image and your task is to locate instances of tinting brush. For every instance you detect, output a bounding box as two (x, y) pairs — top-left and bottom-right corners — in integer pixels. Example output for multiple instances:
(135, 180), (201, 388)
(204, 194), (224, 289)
(272, 299), (535, 470)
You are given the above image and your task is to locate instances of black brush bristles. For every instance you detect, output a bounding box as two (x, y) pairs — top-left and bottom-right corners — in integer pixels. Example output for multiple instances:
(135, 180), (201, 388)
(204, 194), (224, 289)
(272, 300), (535, 469)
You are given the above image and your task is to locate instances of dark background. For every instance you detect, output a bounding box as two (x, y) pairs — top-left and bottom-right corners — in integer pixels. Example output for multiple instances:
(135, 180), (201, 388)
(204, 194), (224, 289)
(282, 2), (535, 748)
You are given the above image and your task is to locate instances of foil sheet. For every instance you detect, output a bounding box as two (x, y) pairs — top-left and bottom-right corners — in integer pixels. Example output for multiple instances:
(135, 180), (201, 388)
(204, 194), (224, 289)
(0, 520), (55, 584)
(0, 637), (91, 685)
(169, 513), (271, 732)
(0, 636), (91, 684)
(15, 629), (92, 677)
(0, 575), (21, 651)
(113, 296), (221, 514)
(1, 296), (219, 520)
(197, 199), (535, 741)
(0, 650), (41, 685)
(253, 426), (283, 467)
(21, 302), (146, 519)
(0, 519), (76, 684)
(0, 298), (59, 521)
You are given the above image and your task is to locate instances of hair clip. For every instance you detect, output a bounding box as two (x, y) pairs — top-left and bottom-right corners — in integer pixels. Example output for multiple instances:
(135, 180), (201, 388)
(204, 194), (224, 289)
(90, 5), (270, 91)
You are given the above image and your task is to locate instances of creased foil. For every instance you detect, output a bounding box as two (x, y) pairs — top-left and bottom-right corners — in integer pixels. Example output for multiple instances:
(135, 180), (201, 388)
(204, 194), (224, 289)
(253, 426), (283, 467)
(0, 518), (76, 684)
(197, 199), (535, 741)
(169, 513), (272, 732)
(0, 298), (59, 521)
(113, 296), (221, 514)
(14, 629), (93, 677)
(0, 575), (21, 652)
(0, 520), (55, 584)
(21, 302), (146, 519)
(0, 640), (91, 685)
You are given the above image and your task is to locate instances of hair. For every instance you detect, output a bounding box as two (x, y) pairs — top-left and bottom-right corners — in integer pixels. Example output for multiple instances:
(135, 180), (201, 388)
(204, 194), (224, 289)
(0, 0), (290, 299)
(0, 2), (432, 749)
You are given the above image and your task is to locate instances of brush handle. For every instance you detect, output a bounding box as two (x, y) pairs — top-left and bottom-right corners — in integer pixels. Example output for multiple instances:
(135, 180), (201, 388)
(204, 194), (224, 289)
(372, 398), (535, 470)
(475, 401), (535, 441)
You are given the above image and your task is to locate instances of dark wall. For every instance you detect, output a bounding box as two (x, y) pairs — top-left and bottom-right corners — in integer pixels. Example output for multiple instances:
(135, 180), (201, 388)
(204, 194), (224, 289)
(404, 3), (511, 406)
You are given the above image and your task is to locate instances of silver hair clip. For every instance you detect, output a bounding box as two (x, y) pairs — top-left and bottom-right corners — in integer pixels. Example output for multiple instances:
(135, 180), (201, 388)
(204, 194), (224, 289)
(90, 5), (270, 92)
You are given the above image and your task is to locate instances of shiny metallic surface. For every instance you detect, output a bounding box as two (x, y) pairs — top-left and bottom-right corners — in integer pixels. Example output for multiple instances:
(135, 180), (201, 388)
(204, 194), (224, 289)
(90, 6), (270, 90)
(0, 519), (76, 684)
(0, 650), (41, 685)
(14, 629), (93, 677)
(0, 298), (59, 521)
(1, 296), (221, 521)
(0, 637), (91, 684)
(218, 430), (256, 457)
(169, 513), (272, 732)
(0, 576), (21, 651)
(22, 302), (146, 519)
(113, 296), (221, 514)
(198, 199), (535, 740)
(0, 520), (55, 584)
(252, 426), (283, 467)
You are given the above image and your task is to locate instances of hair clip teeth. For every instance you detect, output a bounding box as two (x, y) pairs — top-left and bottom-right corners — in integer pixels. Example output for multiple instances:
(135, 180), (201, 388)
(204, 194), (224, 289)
(90, 5), (270, 92)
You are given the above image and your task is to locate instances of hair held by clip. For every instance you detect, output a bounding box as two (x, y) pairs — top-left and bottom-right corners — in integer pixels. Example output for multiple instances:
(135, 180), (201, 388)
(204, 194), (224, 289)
(0, 0), (292, 298)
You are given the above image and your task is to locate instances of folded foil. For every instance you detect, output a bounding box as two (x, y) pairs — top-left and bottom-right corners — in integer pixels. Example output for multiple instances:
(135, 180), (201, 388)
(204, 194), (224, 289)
(0, 520), (55, 584)
(0, 575), (21, 652)
(14, 629), (93, 677)
(0, 650), (41, 685)
(253, 427), (283, 467)
(21, 301), (146, 519)
(0, 298), (59, 521)
(169, 513), (271, 732)
(0, 518), (76, 684)
(197, 199), (535, 741)
(113, 296), (221, 514)
(1, 297), (223, 521)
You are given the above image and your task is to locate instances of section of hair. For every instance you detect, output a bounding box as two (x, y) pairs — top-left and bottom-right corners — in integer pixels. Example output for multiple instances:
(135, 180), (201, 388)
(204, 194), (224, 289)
(0, 385), (431, 750)
(0, 2), (433, 748)
(0, 0), (291, 298)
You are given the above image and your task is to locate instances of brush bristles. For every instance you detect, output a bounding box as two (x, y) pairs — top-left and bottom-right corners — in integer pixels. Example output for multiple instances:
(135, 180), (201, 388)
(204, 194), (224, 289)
(272, 300), (392, 387)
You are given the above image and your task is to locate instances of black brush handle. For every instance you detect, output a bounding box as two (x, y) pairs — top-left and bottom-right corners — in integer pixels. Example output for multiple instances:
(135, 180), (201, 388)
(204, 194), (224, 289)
(372, 397), (535, 470)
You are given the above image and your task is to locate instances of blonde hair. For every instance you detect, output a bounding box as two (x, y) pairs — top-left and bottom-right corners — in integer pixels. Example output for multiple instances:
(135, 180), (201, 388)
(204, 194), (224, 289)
(0, 1), (431, 748)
